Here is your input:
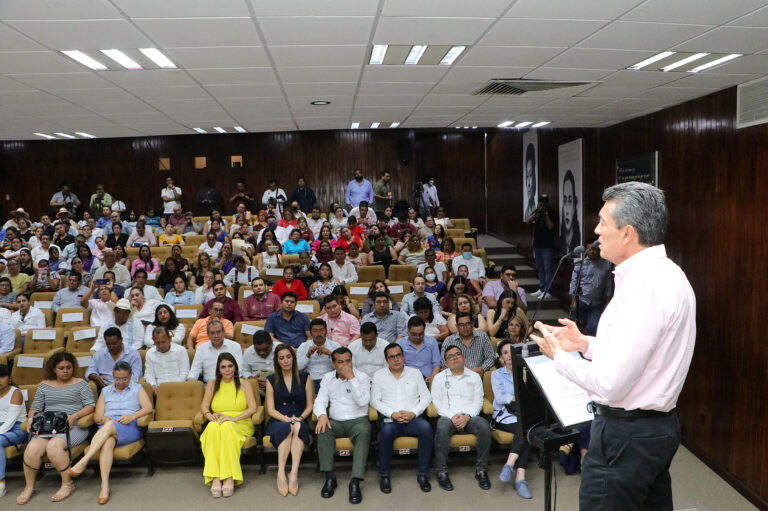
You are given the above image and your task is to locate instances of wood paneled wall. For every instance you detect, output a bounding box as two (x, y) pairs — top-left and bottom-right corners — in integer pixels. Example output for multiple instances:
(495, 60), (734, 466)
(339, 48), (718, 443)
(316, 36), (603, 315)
(2, 86), (766, 507)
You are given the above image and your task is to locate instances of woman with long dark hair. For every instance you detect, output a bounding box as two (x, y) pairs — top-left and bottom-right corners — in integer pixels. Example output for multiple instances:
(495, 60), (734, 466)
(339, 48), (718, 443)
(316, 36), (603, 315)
(142, 303), (185, 348)
(265, 344), (313, 496)
(487, 289), (522, 338)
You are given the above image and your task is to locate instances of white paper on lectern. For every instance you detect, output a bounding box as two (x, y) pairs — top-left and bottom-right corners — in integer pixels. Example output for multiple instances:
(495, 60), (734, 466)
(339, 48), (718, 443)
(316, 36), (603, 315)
(525, 353), (594, 428)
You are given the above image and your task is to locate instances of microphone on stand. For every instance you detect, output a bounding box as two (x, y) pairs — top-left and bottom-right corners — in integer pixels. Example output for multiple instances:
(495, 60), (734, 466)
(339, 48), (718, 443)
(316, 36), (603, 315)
(527, 245), (585, 338)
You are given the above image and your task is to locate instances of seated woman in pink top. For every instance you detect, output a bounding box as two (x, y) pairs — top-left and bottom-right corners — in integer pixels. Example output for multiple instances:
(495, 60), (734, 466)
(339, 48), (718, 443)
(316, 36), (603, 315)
(130, 245), (161, 277)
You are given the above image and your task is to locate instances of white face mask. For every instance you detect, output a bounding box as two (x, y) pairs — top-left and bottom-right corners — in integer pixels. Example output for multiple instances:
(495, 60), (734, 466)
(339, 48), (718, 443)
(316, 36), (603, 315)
(425, 273), (437, 282)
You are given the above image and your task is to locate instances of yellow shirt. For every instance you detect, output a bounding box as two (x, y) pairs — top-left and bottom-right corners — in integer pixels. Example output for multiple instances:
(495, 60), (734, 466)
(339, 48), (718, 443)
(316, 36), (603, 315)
(159, 234), (183, 245)
(8, 272), (31, 293)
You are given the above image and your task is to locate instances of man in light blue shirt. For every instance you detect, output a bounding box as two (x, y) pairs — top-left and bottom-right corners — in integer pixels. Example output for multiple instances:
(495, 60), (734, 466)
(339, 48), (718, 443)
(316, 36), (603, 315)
(52, 272), (88, 312)
(397, 316), (441, 383)
(361, 292), (407, 343)
(297, 318), (341, 392)
(85, 326), (142, 388)
(0, 322), (15, 354)
(345, 169), (374, 209)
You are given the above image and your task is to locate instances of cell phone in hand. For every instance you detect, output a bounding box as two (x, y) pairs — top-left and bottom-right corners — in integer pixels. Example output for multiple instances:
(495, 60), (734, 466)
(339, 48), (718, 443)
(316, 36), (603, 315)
(95, 279), (109, 286)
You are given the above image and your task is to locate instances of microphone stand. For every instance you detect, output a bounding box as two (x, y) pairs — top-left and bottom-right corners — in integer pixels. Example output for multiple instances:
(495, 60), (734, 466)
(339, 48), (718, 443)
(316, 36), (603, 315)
(570, 256), (586, 331)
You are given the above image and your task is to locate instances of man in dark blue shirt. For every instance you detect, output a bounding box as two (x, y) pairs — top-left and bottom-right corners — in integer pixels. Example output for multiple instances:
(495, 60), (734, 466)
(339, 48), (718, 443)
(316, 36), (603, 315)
(265, 292), (311, 348)
(289, 177), (317, 213)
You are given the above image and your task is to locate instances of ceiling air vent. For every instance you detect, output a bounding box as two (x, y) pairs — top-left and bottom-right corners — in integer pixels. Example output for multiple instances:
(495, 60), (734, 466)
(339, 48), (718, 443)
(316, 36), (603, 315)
(737, 75), (768, 129)
(471, 79), (596, 96)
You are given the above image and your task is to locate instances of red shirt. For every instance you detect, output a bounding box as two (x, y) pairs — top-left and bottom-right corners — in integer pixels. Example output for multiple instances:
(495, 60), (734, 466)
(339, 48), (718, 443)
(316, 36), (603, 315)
(242, 292), (281, 321)
(336, 234), (363, 253)
(349, 224), (365, 238)
(271, 279), (308, 300)
(200, 296), (243, 323)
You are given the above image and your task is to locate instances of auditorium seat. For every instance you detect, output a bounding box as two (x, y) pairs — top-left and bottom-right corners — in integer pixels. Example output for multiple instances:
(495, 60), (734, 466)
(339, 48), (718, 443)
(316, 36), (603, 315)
(383, 281), (409, 303)
(296, 300), (320, 318)
(483, 371), (514, 447)
(2, 383), (37, 471)
(23, 327), (64, 354)
(234, 321), (266, 351)
(29, 291), (55, 313)
(453, 237), (477, 251)
(54, 307), (90, 338)
(387, 264), (417, 284)
(445, 228), (464, 239)
(281, 254), (300, 266)
(65, 325), (100, 352)
(0, 328), (22, 366)
(146, 381), (205, 465)
(356, 265), (385, 282)
(174, 304), (202, 331)
(345, 282), (372, 308)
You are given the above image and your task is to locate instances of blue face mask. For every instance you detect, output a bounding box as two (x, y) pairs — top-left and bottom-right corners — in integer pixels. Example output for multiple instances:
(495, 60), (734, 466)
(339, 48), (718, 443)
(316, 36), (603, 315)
(462, 251), (472, 260)
(268, 222), (277, 229)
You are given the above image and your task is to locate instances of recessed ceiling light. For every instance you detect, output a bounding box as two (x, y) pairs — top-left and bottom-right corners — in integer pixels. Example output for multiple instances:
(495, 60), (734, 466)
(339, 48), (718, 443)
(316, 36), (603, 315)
(350, 122), (360, 129)
(54, 133), (76, 139)
(370, 45), (388, 65)
(75, 132), (97, 138)
(405, 45), (427, 65)
(370, 122), (380, 128)
(531, 121), (550, 128)
(662, 53), (709, 72)
(100, 49), (142, 70)
(497, 121), (514, 128)
(627, 51), (676, 70)
(515, 122), (533, 128)
(440, 46), (466, 66)
(689, 53), (742, 73)
(389, 122), (400, 128)
(234, 126), (247, 133)
(33, 133), (56, 139)
(139, 48), (176, 69)
(193, 128), (207, 134)
(471, 126), (477, 129)
(61, 50), (107, 71)
(214, 127), (227, 134)
(310, 100), (331, 105)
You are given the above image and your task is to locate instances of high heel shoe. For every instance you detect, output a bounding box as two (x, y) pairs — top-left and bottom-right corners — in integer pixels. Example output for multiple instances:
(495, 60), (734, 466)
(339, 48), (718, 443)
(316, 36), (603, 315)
(66, 465), (85, 479)
(288, 473), (299, 496)
(98, 488), (110, 505)
(222, 484), (234, 498)
(277, 472), (289, 497)
(210, 486), (222, 499)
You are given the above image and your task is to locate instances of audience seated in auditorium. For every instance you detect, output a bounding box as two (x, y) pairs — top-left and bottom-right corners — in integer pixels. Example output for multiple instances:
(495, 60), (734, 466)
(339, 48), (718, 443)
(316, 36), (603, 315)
(5, 260), (31, 294)
(130, 246), (160, 278)
(309, 263), (338, 302)
(81, 279), (119, 327)
(264, 292), (311, 349)
(265, 343), (314, 496)
(370, 342), (433, 494)
(346, 243), (367, 268)
(93, 249), (131, 287)
(362, 292), (407, 343)
(68, 360), (153, 504)
(241, 330), (280, 381)
(314, 347), (370, 504)
(164, 274), (195, 305)
(189, 302), (234, 349)
(329, 247), (358, 285)
(297, 318), (340, 391)
(313, 240), (334, 265)
(397, 316), (441, 383)
(319, 295), (360, 347)
(199, 232), (222, 259)
(142, 304), (185, 348)
(194, 270), (227, 305)
(482, 265), (528, 314)
(52, 271), (87, 312)
(271, 266), (308, 301)
(10, 294), (45, 337)
(223, 256), (258, 290)
(387, 217), (417, 241)
(401, 275), (442, 318)
(17, 352), (95, 505)
(86, 327), (142, 389)
(441, 312), (496, 376)
(188, 321), (243, 382)
(360, 281), (400, 317)
(0, 364), (25, 496)
(241, 277), (280, 321)
(367, 233), (396, 277)
(398, 233), (426, 266)
(199, 353), (256, 498)
(423, 267), (446, 301)
(348, 322), (387, 377)
(432, 345), (491, 492)
(413, 296), (449, 342)
(436, 237), (459, 264)
(200, 280), (242, 323)
(434, 207), (455, 229)
(257, 240), (282, 271)
(126, 220), (156, 247)
(144, 326), (190, 392)
(487, 290), (526, 339)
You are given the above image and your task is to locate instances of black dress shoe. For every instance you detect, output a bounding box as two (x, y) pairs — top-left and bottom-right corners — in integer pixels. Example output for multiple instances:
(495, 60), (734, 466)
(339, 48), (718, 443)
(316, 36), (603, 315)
(321, 475), (337, 498)
(437, 472), (454, 491)
(379, 476), (392, 494)
(475, 470), (491, 490)
(349, 479), (363, 504)
(417, 474), (431, 493)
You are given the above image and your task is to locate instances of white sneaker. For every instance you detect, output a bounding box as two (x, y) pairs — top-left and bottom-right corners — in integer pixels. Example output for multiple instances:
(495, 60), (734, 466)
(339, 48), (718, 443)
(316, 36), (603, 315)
(0, 482), (6, 498)
(531, 289), (543, 298)
(540, 292), (553, 300)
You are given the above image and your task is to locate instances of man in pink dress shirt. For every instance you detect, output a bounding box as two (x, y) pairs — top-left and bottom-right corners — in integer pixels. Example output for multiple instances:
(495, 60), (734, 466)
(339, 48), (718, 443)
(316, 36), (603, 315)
(533, 182), (696, 511)
(320, 295), (360, 347)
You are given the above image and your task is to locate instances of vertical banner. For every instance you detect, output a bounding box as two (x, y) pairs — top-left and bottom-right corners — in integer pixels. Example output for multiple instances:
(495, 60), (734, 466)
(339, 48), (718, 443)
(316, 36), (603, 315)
(522, 130), (538, 220)
(557, 139), (583, 254)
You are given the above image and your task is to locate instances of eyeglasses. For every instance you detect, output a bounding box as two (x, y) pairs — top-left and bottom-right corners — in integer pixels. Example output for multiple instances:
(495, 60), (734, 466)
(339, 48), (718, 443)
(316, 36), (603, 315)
(386, 353), (404, 360)
(457, 322), (472, 327)
(445, 353), (463, 361)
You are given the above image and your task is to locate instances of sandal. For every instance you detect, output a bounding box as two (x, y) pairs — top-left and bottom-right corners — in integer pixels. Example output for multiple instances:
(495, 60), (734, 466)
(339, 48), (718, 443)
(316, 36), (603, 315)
(222, 484), (234, 498)
(51, 482), (76, 502)
(210, 486), (222, 499)
(16, 488), (35, 505)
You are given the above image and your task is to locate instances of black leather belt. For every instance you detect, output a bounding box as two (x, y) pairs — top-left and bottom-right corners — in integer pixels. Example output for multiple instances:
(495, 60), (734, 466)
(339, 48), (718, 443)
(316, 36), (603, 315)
(588, 402), (675, 419)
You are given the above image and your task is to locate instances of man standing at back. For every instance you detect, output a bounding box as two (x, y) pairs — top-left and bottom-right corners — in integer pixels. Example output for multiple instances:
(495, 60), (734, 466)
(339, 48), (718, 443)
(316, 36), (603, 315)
(533, 182), (696, 511)
(372, 171), (392, 216)
(345, 169), (373, 210)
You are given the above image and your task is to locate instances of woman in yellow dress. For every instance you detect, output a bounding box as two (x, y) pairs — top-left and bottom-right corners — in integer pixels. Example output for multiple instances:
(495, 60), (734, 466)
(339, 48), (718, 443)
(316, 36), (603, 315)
(200, 353), (257, 498)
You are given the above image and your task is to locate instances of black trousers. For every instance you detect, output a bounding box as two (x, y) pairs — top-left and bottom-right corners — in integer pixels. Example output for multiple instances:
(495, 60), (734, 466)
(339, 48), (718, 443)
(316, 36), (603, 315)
(580, 413), (681, 511)
(495, 421), (530, 469)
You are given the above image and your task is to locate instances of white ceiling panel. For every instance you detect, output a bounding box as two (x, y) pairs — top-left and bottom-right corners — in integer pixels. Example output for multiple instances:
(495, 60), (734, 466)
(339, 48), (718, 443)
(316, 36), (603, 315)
(0, 25), (46, 51)
(621, 0), (767, 25)
(0, 0), (121, 20)
(524, 67), (614, 81)
(217, 97), (290, 111)
(441, 66), (533, 83)
(250, 0), (380, 17)
(382, 0), (513, 18)
(356, 95), (424, 107)
(6, 20), (153, 49)
(296, 117), (350, 130)
(664, 73), (757, 89)
(9, 72), (114, 90)
(169, 109), (231, 122)
(282, 82), (358, 96)
(461, 46), (565, 67)
(576, 85), (649, 98)
(429, 82), (486, 94)
(279, 66), (362, 83)
(292, 107), (352, 117)
(103, 69), (196, 89)
(111, 0), (251, 18)
(0, 52), (84, 74)
(579, 22), (713, 51)
(481, 19), (608, 47)
(104, 111), (171, 123)
(288, 95), (354, 108)
(133, 18), (261, 48)
(710, 54), (768, 75)
(673, 27), (768, 54)
(87, 102), (158, 115)
(258, 17), (375, 46)
(147, 99), (222, 113)
(419, 95), (488, 107)
(130, 86), (211, 101)
(205, 83), (284, 98)
(270, 46), (367, 67)
(544, 48), (654, 70)
(475, 95), (554, 108)
(353, 106), (415, 119)
(54, 88), (137, 103)
(374, 17), (495, 45)
(411, 106), (477, 116)
(633, 86), (718, 101)
(17, 103), (98, 116)
(728, 6), (768, 27)
(0, 76), (32, 91)
(505, 0), (644, 20)
(362, 65), (449, 83)
(357, 82), (437, 95)
(0, 89), (66, 104)
(187, 68), (278, 86)
(165, 47), (270, 69)
(600, 70), (682, 87)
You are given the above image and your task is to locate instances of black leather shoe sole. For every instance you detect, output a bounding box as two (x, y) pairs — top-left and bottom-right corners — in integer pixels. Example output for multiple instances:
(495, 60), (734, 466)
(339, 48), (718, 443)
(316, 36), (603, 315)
(417, 475), (432, 493)
(437, 474), (454, 491)
(475, 472), (491, 490)
(349, 483), (362, 504)
(321, 478), (337, 498)
(379, 477), (391, 494)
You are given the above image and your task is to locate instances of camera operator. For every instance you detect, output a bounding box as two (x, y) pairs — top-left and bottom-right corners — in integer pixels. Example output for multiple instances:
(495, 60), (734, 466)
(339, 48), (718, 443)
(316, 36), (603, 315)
(525, 194), (555, 299)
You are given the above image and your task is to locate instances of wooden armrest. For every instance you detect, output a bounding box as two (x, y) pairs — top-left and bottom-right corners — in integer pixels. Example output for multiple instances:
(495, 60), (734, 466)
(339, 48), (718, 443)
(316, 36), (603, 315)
(251, 406), (264, 425)
(427, 403), (437, 418)
(77, 413), (94, 428)
(482, 399), (493, 416)
(368, 406), (378, 422)
(137, 412), (155, 427)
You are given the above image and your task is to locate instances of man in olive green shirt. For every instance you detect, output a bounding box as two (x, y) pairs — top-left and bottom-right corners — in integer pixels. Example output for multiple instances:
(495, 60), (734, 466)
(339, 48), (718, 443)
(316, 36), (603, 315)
(373, 170), (392, 214)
